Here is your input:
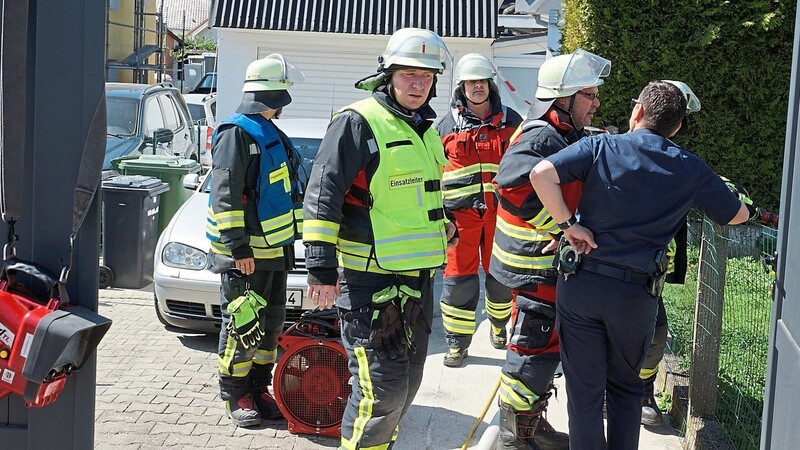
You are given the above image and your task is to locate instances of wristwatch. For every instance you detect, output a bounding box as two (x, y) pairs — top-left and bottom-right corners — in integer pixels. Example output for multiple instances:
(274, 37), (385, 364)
(557, 214), (578, 231)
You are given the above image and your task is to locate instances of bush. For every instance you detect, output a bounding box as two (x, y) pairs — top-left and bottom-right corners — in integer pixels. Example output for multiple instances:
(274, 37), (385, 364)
(561, 0), (796, 210)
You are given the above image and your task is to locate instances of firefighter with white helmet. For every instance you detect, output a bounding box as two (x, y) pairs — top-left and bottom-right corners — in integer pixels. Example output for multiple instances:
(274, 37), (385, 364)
(206, 53), (305, 427)
(631, 79), (700, 427)
(434, 53), (523, 367)
(638, 80), (778, 427)
(489, 48), (610, 450)
(529, 77), (753, 449)
(302, 28), (457, 449)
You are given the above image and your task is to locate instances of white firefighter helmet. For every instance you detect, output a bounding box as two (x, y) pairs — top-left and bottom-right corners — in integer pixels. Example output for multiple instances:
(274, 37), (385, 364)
(535, 48), (611, 100)
(236, 54), (305, 114)
(242, 53), (305, 93)
(379, 28), (452, 74)
(663, 80), (702, 114)
(454, 53), (497, 84)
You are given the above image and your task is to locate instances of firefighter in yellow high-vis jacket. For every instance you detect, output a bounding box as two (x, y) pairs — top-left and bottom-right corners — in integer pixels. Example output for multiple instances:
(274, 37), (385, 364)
(301, 28), (458, 449)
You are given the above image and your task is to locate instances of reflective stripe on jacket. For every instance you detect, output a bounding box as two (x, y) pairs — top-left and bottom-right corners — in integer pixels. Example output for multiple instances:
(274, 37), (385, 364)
(438, 105), (521, 212)
(489, 118), (583, 288)
(344, 98), (449, 272)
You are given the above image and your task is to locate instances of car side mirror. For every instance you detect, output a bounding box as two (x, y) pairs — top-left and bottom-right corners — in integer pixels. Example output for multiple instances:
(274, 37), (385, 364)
(183, 173), (201, 191)
(145, 128), (174, 145)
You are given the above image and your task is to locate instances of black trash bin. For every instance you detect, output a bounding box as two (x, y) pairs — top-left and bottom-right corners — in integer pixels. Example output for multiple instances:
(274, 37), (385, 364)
(101, 175), (169, 289)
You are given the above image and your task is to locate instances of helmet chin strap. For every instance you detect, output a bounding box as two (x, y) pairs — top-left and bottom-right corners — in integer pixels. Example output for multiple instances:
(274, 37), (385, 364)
(468, 97), (489, 106)
(552, 95), (580, 130)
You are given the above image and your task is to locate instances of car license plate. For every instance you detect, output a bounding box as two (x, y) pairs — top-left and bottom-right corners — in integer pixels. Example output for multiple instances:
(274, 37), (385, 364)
(286, 289), (303, 309)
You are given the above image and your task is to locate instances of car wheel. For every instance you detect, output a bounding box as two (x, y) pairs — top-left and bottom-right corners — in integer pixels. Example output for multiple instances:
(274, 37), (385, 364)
(99, 265), (114, 289)
(153, 294), (171, 327)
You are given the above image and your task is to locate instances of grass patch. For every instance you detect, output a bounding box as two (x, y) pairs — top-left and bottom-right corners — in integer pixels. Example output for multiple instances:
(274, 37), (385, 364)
(662, 250), (771, 450)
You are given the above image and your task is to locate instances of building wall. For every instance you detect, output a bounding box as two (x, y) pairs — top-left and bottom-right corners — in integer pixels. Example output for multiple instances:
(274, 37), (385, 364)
(215, 29), (492, 121)
(107, 0), (160, 83)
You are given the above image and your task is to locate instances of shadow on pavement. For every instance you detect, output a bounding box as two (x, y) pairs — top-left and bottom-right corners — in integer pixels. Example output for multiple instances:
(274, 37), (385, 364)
(177, 332), (219, 352)
(395, 404), (489, 450)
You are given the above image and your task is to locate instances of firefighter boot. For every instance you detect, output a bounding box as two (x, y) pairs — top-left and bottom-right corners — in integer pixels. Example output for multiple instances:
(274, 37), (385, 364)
(497, 400), (539, 450)
(254, 389), (284, 420)
(641, 374), (663, 425)
(498, 397), (569, 450)
(225, 396), (261, 427)
(443, 347), (468, 367)
(490, 325), (508, 349)
(533, 416), (570, 450)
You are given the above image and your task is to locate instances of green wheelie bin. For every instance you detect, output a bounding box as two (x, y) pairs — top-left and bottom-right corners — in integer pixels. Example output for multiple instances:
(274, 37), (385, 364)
(113, 155), (202, 235)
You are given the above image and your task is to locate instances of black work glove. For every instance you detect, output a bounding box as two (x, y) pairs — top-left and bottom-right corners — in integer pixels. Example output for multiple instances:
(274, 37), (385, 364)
(398, 285), (430, 353)
(368, 286), (408, 360)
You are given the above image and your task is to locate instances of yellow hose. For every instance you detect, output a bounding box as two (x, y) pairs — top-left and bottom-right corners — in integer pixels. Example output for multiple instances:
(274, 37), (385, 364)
(461, 375), (502, 450)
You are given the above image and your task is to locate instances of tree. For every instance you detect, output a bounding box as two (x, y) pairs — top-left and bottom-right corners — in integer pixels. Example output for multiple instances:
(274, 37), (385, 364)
(171, 36), (217, 62)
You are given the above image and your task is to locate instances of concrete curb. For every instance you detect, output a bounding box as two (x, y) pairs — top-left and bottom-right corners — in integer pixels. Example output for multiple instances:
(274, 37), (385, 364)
(474, 410), (499, 450)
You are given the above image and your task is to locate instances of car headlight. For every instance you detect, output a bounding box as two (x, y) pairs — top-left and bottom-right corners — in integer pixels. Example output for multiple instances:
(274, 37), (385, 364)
(162, 242), (208, 270)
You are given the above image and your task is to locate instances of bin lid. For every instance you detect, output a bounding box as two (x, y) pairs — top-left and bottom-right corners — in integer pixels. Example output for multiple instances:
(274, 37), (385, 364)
(102, 175), (170, 194)
(115, 154), (201, 172)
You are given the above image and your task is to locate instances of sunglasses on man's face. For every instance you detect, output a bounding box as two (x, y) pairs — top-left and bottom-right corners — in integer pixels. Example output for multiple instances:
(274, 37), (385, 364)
(630, 98), (641, 109)
(577, 91), (601, 101)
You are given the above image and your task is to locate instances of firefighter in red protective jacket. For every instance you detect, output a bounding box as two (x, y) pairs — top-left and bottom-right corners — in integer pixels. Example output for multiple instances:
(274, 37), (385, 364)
(434, 53), (523, 367)
(489, 49), (610, 450)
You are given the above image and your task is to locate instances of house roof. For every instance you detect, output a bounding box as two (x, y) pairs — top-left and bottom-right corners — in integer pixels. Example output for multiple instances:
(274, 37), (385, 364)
(158, 0), (212, 33)
(210, 0), (499, 38)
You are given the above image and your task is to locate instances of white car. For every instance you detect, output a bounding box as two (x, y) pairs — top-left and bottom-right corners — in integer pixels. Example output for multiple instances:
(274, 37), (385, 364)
(183, 92), (217, 166)
(152, 118), (329, 333)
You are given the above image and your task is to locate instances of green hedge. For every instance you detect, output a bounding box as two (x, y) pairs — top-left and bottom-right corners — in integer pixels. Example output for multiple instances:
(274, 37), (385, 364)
(561, 0), (796, 210)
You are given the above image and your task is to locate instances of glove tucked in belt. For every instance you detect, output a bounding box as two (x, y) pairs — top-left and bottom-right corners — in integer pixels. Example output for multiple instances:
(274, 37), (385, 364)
(227, 289), (268, 349)
(368, 286), (407, 360)
(397, 285), (430, 353)
(367, 283), (431, 359)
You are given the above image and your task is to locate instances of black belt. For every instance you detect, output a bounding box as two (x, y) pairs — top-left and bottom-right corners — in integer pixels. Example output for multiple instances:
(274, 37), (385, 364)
(580, 258), (650, 286)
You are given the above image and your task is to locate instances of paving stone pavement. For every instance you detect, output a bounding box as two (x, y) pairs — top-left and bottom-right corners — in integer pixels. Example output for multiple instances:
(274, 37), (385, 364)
(94, 282), (682, 450)
(95, 286), (339, 450)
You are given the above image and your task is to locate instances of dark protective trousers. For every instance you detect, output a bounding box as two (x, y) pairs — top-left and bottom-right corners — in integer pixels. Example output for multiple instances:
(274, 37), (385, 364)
(556, 270), (658, 450)
(499, 284), (561, 410)
(640, 296), (669, 383)
(217, 269), (287, 401)
(441, 208), (512, 349)
(337, 273), (434, 450)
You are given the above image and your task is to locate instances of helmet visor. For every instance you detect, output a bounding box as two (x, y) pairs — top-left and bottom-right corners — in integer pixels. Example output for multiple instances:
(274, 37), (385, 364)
(544, 48), (611, 92)
(684, 92), (701, 114)
(250, 54), (306, 87)
(283, 58), (305, 85)
(662, 80), (701, 114)
(384, 33), (453, 73)
(272, 54), (305, 86)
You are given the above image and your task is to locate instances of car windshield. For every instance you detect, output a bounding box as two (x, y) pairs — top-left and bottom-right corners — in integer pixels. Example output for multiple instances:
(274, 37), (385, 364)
(196, 73), (216, 90)
(292, 138), (321, 186)
(106, 97), (139, 136)
(187, 103), (206, 124)
(200, 137), (322, 193)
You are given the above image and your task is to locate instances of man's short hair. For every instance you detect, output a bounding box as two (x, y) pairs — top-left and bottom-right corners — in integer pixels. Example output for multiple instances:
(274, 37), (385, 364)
(636, 81), (687, 136)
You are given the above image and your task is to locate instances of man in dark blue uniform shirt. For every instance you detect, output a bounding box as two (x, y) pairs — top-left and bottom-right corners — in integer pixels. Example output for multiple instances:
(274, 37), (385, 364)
(529, 80), (750, 450)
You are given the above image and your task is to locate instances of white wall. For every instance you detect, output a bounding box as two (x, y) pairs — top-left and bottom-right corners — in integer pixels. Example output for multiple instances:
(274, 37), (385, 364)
(216, 29), (491, 121)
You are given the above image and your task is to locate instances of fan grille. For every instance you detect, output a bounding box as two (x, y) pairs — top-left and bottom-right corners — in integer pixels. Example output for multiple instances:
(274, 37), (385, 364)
(277, 342), (350, 431)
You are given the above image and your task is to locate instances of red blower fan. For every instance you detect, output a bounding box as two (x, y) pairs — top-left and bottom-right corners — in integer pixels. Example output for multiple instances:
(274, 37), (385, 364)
(274, 308), (350, 437)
